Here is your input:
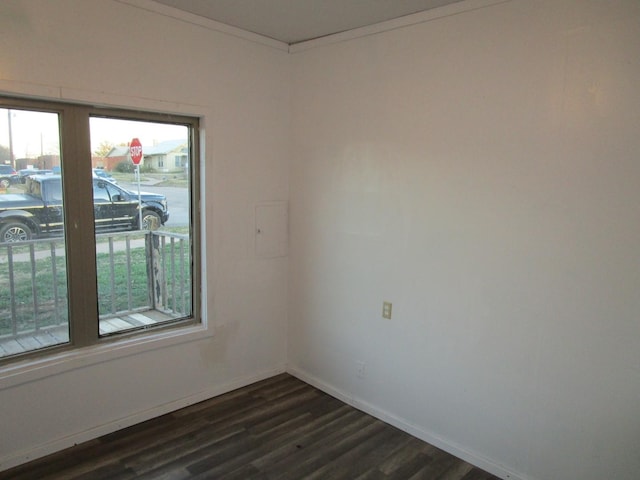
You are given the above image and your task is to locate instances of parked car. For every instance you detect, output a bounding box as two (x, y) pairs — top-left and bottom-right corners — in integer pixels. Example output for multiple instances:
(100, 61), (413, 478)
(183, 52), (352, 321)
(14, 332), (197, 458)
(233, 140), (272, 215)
(0, 175), (169, 242)
(0, 165), (19, 188)
(93, 168), (117, 184)
(18, 168), (53, 183)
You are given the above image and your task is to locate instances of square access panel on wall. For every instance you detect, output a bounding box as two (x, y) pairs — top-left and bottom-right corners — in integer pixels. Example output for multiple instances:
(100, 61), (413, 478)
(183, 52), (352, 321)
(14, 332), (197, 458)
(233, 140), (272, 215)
(254, 201), (288, 258)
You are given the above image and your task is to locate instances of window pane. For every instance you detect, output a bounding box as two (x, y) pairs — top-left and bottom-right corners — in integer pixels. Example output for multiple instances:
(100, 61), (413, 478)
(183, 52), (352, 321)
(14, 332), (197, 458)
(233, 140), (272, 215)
(0, 108), (69, 357)
(89, 117), (193, 336)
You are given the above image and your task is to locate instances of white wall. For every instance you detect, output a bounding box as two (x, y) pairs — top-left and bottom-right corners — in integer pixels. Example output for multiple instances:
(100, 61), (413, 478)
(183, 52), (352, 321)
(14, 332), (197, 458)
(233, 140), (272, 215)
(0, 0), (289, 469)
(2, 0), (639, 478)
(288, 1), (640, 479)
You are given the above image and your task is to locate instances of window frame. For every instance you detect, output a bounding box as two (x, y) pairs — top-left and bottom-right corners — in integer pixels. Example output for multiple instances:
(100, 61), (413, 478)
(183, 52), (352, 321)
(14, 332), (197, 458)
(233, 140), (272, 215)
(0, 96), (202, 364)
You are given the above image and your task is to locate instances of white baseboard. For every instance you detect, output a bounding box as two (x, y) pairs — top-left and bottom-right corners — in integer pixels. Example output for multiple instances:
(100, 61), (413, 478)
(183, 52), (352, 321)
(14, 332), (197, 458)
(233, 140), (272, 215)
(0, 365), (286, 472)
(287, 365), (527, 480)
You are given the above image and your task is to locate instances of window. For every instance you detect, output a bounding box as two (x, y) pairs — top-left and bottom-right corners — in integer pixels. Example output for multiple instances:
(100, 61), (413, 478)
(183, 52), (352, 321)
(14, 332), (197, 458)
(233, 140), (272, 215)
(0, 97), (200, 361)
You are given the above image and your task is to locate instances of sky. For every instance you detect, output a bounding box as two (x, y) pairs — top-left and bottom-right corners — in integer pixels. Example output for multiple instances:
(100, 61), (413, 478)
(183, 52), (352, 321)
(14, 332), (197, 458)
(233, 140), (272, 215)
(0, 108), (187, 160)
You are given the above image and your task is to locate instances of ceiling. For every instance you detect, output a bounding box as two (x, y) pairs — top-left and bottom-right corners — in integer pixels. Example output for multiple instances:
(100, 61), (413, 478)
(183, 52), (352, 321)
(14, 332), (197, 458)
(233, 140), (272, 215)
(150, 0), (465, 44)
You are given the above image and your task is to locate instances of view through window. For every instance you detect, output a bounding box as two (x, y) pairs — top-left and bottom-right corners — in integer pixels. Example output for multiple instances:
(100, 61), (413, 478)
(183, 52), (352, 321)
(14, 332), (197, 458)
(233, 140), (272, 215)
(0, 100), (199, 360)
(0, 108), (68, 355)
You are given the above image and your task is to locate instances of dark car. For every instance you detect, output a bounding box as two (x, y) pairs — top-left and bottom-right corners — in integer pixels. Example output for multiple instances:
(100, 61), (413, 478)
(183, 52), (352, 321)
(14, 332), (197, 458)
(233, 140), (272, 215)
(92, 178), (167, 232)
(0, 175), (169, 242)
(0, 165), (19, 188)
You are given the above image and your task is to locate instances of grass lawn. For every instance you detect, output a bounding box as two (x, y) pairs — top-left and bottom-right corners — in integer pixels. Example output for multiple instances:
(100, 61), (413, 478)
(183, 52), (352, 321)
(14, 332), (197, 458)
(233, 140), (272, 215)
(110, 171), (189, 188)
(0, 252), (69, 336)
(0, 236), (191, 337)
(96, 247), (149, 315)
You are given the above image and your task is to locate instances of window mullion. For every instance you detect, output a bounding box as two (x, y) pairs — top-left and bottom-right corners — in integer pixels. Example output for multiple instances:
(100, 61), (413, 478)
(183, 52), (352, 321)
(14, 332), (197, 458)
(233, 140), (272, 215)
(60, 106), (99, 347)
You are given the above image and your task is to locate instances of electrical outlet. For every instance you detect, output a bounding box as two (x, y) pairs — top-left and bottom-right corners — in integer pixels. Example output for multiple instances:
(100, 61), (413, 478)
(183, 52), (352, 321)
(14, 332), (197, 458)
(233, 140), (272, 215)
(356, 361), (366, 378)
(382, 301), (392, 319)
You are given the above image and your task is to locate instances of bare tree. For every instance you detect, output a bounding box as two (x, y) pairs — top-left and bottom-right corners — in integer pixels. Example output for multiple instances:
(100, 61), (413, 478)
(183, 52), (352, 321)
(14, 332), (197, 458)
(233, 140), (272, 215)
(94, 141), (115, 157)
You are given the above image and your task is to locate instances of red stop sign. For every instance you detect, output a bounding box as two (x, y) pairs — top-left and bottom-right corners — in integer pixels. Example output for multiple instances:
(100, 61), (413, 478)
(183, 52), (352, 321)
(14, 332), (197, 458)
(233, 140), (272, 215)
(130, 138), (143, 165)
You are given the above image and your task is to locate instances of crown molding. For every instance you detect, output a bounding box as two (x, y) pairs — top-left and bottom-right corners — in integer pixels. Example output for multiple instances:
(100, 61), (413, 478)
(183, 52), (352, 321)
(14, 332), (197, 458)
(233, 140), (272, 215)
(114, 0), (290, 52)
(289, 0), (511, 53)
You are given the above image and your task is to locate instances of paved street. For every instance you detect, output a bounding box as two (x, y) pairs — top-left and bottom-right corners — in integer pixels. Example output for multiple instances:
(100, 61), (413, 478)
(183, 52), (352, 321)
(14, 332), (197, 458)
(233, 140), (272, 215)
(120, 182), (190, 226)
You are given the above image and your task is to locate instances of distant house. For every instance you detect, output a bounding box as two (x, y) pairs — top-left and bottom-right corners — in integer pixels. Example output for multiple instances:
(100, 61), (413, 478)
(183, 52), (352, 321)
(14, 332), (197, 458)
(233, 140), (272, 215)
(142, 140), (188, 173)
(104, 140), (188, 173)
(104, 146), (131, 171)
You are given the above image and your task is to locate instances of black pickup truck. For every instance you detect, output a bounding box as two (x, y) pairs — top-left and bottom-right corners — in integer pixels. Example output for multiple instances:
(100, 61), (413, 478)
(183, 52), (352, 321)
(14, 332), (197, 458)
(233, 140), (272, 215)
(0, 175), (169, 242)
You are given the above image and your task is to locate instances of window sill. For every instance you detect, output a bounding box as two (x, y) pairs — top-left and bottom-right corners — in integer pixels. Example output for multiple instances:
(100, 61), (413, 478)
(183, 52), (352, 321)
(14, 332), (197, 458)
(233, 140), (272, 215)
(0, 321), (212, 391)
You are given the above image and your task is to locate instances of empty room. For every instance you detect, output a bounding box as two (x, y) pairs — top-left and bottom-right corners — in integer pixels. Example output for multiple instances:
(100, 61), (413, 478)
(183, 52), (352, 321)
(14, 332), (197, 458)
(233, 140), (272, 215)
(0, 1), (638, 479)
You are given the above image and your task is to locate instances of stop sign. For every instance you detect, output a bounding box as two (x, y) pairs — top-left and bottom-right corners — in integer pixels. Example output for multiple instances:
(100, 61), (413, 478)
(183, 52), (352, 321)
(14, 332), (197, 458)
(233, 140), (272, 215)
(130, 138), (143, 165)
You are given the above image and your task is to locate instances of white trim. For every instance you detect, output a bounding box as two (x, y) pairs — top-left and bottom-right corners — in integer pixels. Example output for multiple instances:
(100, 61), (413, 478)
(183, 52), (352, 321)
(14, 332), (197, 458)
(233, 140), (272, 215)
(0, 80), (213, 115)
(287, 365), (528, 480)
(114, 0), (289, 52)
(289, 0), (512, 53)
(0, 323), (211, 390)
(0, 366), (286, 472)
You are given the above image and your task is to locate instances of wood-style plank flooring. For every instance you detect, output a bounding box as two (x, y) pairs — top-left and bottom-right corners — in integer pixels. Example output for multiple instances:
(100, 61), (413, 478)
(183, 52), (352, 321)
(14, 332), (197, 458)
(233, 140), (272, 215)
(0, 374), (501, 480)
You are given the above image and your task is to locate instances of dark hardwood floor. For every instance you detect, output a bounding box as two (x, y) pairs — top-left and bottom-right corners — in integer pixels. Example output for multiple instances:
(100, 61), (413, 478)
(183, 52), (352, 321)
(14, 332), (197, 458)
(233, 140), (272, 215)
(0, 373), (501, 479)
